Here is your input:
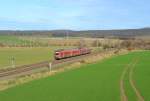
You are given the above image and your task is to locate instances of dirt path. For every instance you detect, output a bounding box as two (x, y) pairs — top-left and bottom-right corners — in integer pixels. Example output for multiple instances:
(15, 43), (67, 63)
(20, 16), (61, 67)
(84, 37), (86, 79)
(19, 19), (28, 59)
(120, 58), (145, 101)
(129, 59), (145, 101)
(120, 63), (132, 101)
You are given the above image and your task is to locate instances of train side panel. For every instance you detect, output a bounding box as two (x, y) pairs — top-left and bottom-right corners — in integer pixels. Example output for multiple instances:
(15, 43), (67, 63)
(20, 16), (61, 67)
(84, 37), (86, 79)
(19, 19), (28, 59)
(55, 48), (91, 60)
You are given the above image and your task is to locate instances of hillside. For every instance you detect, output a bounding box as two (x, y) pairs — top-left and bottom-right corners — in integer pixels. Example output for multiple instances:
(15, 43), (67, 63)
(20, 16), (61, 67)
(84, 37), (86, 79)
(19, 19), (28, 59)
(0, 28), (150, 39)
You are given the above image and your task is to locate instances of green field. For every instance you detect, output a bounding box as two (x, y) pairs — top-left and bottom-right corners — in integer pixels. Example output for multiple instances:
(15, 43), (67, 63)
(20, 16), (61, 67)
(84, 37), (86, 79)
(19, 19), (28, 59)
(0, 35), (32, 46)
(0, 46), (75, 69)
(0, 35), (50, 47)
(0, 47), (53, 68)
(0, 51), (149, 101)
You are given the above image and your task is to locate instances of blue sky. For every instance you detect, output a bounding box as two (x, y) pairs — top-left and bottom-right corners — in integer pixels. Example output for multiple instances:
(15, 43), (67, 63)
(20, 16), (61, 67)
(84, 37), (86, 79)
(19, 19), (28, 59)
(0, 0), (150, 30)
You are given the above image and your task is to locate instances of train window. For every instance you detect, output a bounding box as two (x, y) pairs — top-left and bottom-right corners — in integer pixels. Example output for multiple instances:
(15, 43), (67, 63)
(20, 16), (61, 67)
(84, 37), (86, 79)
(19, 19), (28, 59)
(55, 53), (59, 55)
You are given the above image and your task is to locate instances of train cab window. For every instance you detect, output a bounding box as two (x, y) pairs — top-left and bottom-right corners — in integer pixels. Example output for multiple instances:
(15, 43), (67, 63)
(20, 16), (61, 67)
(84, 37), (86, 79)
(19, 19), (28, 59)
(55, 52), (59, 55)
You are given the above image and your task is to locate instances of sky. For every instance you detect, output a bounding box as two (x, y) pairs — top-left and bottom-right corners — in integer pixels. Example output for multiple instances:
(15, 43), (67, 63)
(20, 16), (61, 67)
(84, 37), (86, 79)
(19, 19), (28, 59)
(0, 0), (150, 30)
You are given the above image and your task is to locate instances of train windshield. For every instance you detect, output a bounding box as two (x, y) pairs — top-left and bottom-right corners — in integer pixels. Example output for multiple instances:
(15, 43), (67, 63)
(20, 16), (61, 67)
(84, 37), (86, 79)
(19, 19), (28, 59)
(55, 52), (59, 55)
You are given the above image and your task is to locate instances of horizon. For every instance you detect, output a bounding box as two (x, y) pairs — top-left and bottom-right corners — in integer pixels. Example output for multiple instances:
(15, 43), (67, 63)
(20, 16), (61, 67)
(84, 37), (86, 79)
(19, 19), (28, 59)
(0, 0), (150, 30)
(0, 27), (149, 31)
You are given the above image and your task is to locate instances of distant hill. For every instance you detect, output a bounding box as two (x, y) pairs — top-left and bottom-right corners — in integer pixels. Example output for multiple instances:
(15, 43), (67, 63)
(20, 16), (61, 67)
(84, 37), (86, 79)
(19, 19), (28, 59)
(0, 28), (150, 39)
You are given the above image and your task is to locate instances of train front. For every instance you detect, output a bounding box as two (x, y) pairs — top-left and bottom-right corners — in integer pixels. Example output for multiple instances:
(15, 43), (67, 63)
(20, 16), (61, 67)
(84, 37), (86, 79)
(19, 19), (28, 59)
(54, 51), (61, 60)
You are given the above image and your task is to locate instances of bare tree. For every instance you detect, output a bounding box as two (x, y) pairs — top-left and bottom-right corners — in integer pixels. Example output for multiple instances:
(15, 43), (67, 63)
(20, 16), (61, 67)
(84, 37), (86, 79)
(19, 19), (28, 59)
(77, 39), (86, 48)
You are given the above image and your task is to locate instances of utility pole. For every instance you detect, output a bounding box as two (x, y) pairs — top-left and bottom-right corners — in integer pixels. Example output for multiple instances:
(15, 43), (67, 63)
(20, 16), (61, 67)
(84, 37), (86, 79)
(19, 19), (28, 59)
(49, 62), (52, 72)
(96, 40), (99, 47)
(10, 56), (15, 68)
(65, 30), (69, 46)
(66, 30), (69, 40)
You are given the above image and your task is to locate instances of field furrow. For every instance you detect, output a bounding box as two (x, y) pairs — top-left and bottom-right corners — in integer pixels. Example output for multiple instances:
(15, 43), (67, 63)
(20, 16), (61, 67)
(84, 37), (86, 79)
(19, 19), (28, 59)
(120, 63), (130, 101)
(129, 59), (145, 101)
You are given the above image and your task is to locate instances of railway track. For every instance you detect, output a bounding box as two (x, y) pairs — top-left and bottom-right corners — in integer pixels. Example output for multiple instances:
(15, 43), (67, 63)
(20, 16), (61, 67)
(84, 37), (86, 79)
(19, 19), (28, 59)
(0, 49), (116, 80)
(0, 52), (101, 80)
(0, 61), (49, 78)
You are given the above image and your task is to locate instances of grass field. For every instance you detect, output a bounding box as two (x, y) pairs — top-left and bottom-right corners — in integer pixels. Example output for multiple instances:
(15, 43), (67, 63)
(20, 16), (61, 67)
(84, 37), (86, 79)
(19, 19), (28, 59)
(0, 47), (53, 68)
(0, 46), (76, 69)
(0, 51), (149, 101)
(129, 51), (150, 101)
(0, 35), (31, 46)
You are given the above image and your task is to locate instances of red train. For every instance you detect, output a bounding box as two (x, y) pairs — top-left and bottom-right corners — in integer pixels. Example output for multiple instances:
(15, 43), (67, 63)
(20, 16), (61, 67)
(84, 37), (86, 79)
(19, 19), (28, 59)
(55, 48), (91, 60)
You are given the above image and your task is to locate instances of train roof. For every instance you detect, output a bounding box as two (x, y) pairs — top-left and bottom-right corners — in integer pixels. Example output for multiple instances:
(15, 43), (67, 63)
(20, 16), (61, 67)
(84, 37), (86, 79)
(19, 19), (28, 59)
(55, 48), (84, 52)
(55, 49), (64, 52)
